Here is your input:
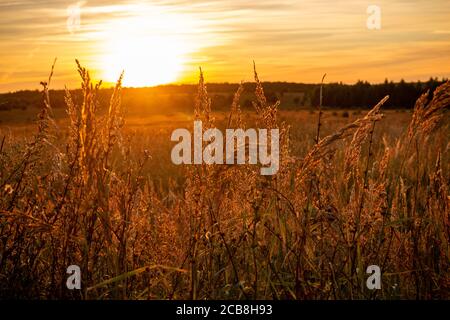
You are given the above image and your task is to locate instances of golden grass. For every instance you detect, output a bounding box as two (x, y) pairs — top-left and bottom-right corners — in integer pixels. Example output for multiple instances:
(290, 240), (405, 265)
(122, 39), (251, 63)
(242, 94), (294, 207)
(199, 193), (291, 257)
(0, 62), (448, 299)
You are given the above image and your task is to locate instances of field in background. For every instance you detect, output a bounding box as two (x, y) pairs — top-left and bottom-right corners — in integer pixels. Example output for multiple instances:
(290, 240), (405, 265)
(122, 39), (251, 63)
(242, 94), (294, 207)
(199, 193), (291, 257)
(0, 64), (448, 299)
(0, 108), (412, 185)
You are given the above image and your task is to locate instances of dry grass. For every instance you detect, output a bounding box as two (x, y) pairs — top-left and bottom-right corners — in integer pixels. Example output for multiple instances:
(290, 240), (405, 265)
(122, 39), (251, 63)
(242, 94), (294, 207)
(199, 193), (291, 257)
(0, 62), (449, 299)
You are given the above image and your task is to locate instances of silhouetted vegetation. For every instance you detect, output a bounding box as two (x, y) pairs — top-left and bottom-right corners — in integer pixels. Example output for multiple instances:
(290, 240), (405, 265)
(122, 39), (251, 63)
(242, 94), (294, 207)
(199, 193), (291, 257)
(1, 78), (447, 115)
(0, 64), (448, 299)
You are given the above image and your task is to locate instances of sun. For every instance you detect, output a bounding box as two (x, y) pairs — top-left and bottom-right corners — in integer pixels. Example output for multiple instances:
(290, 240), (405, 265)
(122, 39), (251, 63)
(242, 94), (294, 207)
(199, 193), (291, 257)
(100, 6), (194, 87)
(102, 35), (185, 87)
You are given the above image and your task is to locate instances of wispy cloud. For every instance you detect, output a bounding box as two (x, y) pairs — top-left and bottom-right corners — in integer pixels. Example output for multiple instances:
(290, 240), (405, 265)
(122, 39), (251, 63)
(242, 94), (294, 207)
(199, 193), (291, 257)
(1, 0), (449, 91)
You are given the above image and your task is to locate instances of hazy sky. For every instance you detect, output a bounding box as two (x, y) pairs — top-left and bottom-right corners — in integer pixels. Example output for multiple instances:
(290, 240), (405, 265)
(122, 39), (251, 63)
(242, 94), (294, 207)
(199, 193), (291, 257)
(1, 0), (450, 91)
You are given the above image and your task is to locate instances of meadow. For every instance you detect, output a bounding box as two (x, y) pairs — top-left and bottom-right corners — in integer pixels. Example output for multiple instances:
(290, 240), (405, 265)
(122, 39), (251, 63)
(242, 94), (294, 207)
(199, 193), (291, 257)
(0, 62), (448, 299)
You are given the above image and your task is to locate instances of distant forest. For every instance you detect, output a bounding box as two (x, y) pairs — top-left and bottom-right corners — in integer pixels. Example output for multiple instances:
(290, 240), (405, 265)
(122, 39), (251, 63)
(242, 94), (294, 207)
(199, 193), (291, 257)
(0, 78), (447, 114)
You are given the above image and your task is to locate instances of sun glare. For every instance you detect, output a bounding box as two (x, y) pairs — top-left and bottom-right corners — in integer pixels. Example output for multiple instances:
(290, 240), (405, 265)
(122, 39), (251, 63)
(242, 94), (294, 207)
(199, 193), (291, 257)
(100, 6), (194, 87)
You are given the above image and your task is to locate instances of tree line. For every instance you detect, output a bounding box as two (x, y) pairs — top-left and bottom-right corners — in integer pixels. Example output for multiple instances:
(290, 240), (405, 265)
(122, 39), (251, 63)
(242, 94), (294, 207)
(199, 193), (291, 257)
(0, 78), (447, 113)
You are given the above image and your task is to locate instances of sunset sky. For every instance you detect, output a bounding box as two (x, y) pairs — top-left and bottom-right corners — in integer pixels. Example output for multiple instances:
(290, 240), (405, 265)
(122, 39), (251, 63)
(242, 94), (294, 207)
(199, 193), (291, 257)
(1, 0), (450, 92)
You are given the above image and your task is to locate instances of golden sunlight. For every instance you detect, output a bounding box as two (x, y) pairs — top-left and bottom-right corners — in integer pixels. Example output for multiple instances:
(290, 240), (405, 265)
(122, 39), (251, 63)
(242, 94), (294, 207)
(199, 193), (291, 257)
(100, 5), (194, 87)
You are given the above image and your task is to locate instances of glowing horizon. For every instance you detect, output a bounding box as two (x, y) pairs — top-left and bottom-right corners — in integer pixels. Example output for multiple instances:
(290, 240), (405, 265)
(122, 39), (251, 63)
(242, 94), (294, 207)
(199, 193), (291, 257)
(1, 0), (450, 92)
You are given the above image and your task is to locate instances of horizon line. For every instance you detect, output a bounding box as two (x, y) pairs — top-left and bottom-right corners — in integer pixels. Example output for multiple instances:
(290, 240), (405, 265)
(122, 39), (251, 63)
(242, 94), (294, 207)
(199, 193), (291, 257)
(2, 77), (449, 95)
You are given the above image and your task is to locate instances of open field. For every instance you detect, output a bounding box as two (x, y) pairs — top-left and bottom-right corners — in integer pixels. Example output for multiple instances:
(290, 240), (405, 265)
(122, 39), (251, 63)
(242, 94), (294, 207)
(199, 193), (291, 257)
(0, 64), (449, 300)
(0, 107), (413, 189)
